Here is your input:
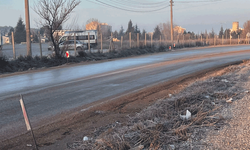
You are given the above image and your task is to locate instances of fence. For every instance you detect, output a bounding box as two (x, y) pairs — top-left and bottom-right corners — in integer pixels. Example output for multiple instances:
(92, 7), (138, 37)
(2, 32), (250, 60)
(95, 32), (250, 52)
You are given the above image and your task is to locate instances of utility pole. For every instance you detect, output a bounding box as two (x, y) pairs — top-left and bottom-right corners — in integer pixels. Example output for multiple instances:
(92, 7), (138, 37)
(170, 0), (174, 43)
(24, 0), (32, 56)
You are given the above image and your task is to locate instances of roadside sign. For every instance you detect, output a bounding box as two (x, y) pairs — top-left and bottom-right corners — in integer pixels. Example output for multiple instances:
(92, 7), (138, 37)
(19, 95), (38, 150)
(20, 97), (31, 131)
(66, 51), (69, 58)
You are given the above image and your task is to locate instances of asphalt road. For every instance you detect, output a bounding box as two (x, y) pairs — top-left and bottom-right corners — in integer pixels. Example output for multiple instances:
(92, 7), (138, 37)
(1, 45), (250, 140)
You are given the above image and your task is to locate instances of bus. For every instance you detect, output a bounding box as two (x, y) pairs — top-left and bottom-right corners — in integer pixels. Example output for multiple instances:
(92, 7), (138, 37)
(59, 30), (98, 48)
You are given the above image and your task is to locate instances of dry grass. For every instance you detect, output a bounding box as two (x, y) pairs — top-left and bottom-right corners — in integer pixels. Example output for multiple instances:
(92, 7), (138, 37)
(66, 62), (249, 149)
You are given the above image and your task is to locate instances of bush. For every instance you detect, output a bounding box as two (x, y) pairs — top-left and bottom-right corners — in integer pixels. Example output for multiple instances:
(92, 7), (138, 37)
(0, 57), (8, 68)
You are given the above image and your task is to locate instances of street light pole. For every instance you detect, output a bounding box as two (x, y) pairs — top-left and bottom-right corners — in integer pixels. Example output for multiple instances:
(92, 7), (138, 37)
(25, 0), (32, 56)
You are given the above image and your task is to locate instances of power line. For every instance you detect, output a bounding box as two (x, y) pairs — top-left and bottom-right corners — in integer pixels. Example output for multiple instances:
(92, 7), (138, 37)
(175, 0), (223, 3)
(103, 0), (169, 8)
(86, 0), (169, 12)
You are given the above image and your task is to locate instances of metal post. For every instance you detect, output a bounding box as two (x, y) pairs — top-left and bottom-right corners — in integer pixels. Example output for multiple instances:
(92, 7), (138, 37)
(74, 33), (76, 56)
(145, 33), (146, 46)
(38, 31), (42, 58)
(88, 32), (90, 52)
(129, 32), (131, 48)
(24, 0), (31, 56)
(12, 32), (16, 60)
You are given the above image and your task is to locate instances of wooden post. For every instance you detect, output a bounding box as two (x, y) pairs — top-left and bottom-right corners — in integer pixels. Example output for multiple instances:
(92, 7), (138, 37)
(101, 33), (103, 53)
(25, 0), (32, 56)
(151, 33), (153, 47)
(88, 32), (90, 52)
(74, 32), (76, 56)
(238, 35), (240, 45)
(145, 33), (146, 46)
(12, 32), (16, 60)
(230, 35), (232, 45)
(109, 32), (114, 52)
(38, 31), (42, 58)
(189, 36), (191, 47)
(129, 32), (131, 48)
(121, 36), (123, 49)
(206, 35), (208, 45)
(160, 35), (162, 46)
(137, 33), (139, 48)
(111, 32), (113, 51)
(214, 36), (216, 46)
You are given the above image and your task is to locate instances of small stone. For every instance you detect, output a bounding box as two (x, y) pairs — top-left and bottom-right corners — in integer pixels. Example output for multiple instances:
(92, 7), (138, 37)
(96, 138), (104, 144)
(26, 144), (32, 147)
(130, 145), (144, 150)
(83, 136), (88, 141)
(221, 79), (229, 83)
(180, 110), (191, 120)
(211, 102), (215, 105)
(226, 98), (233, 103)
(169, 94), (172, 97)
(169, 144), (175, 150)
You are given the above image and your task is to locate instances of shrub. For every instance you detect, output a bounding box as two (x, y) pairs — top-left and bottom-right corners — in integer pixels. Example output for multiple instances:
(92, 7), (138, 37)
(0, 56), (9, 69)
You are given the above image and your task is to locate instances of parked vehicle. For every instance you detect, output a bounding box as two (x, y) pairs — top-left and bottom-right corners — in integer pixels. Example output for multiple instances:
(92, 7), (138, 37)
(59, 30), (98, 48)
(48, 40), (87, 51)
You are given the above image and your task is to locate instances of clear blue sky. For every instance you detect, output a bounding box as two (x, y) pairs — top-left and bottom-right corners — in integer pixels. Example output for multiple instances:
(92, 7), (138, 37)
(0, 0), (249, 34)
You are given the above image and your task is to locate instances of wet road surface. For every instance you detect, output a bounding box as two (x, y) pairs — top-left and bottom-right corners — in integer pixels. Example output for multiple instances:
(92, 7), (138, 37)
(1, 45), (250, 140)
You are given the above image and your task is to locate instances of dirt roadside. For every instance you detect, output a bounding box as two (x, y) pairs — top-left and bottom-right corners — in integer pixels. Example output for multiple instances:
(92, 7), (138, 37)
(0, 58), (247, 150)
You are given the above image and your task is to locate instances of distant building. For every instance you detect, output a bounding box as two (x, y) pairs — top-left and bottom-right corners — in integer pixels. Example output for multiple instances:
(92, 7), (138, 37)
(232, 22), (239, 32)
(53, 30), (70, 37)
(2, 36), (10, 44)
(174, 26), (186, 34)
(148, 32), (153, 36)
(99, 23), (112, 33)
(86, 22), (112, 37)
(231, 22), (243, 32)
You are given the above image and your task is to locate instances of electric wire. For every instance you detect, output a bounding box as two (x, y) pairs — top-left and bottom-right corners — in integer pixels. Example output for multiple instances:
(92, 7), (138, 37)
(86, 0), (224, 13)
(86, 0), (169, 12)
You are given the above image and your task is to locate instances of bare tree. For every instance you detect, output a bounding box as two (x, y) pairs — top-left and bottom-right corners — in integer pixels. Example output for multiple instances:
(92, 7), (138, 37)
(33, 0), (80, 57)
(243, 20), (250, 38)
(159, 22), (178, 41)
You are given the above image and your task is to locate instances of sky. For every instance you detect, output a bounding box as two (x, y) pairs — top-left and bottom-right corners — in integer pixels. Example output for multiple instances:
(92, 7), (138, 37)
(0, 0), (250, 34)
